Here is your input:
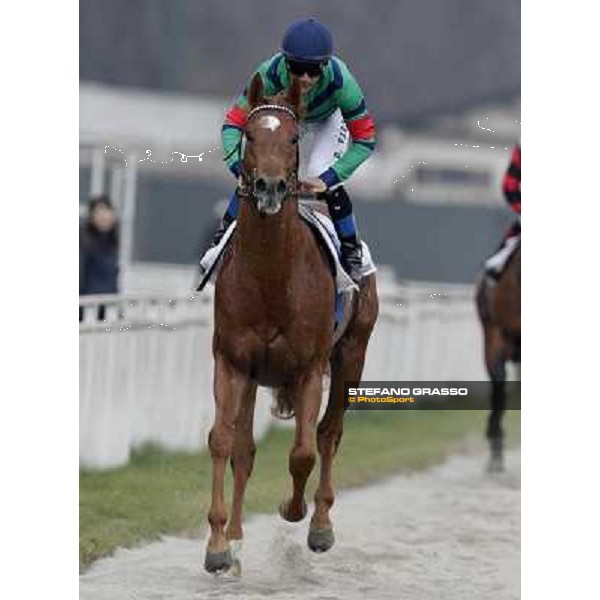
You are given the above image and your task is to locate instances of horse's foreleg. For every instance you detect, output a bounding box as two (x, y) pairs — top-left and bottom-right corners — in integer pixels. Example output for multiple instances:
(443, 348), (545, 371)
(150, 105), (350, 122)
(309, 276), (377, 552)
(205, 355), (248, 574)
(225, 384), (257, 543)
(279, 368), (323, 523)
(309, 336), (367, 553)
(484, 325), (507, 472)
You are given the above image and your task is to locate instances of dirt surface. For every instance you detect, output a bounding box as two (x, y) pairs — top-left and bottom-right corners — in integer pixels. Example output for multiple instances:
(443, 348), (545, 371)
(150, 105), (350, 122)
(80, 445), (520, 600)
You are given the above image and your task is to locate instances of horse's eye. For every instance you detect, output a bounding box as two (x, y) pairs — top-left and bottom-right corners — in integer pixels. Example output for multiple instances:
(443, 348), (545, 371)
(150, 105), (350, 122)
(246, 133), (254, 143)
(291, 134), (299, 145)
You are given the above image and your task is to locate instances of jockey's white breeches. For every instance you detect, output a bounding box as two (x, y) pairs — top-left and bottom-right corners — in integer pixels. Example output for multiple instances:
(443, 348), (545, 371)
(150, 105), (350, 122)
(298, 109), (349, 187)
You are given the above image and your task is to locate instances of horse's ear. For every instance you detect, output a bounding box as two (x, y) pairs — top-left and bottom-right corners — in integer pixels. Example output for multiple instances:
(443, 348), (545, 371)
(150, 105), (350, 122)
(287, 77), (303, 115)
(247, 73), (264, 109)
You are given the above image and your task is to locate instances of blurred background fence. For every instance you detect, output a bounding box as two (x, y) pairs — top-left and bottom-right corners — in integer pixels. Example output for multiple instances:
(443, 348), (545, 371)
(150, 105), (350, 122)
(79, 275), (486, 469)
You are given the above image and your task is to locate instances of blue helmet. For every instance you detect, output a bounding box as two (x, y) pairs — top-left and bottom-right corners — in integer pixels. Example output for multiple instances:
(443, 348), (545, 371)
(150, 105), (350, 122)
(281, 18), (333, 63)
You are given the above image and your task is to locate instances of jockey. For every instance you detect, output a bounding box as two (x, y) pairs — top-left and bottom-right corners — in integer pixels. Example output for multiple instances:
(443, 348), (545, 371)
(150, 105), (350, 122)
(484, 143), (521, 280)
(205, 17), (376, 284)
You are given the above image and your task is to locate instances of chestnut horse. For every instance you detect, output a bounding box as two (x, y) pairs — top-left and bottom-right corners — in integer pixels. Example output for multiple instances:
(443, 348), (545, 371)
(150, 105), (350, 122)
(204, 74), (378, 573)
(476, 243), (520, 472)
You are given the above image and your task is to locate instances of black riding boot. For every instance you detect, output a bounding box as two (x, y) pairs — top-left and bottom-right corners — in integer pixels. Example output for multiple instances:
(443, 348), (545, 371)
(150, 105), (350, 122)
(197, 192), (239, 288)
(210, 210), (235, 247)
(319, 186), (364, 284)
(205, 189), (241, 249)
(340, 236), (364, 283)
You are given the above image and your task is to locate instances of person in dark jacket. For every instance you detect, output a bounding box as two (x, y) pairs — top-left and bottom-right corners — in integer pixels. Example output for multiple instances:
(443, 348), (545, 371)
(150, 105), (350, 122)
(80, 196), (119, 319)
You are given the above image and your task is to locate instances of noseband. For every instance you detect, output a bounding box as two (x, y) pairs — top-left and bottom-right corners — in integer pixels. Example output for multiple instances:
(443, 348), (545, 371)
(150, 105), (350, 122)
(238, 105), (299, 200)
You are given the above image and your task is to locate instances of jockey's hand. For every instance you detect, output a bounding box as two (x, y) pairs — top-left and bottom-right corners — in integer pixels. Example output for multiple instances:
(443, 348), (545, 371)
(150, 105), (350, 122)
(298, 177), (327, 194)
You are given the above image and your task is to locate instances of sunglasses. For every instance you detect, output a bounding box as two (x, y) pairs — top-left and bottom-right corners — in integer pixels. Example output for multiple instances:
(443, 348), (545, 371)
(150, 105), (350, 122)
(287, 59), (325, 78)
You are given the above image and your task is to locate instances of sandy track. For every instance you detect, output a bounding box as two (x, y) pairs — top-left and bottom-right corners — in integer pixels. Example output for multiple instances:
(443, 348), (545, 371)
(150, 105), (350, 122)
(80, 445), (520, 600)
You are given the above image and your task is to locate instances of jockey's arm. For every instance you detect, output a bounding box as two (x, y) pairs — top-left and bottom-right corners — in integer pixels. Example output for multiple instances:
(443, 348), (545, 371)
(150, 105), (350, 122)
(502, 144), (521, 214)
(221, 61), (278, 178)
(317, 65), (376, 189)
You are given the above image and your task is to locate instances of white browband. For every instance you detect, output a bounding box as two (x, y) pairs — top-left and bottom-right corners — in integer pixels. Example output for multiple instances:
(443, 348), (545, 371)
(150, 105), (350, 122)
(247, 104), (297, 122)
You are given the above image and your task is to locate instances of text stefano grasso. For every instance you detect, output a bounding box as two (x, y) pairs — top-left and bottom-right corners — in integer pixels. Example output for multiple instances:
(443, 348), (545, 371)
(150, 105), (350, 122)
(347, 387), (469, 396)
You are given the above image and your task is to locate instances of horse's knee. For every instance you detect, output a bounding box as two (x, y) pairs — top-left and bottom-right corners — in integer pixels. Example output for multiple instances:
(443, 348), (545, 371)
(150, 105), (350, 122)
(290, 441), (315, 472)
(292, 442), (314, 463)
(230, 442), (256, 476)
(209, 426), (234, 460)
(317, 424), (343, 455)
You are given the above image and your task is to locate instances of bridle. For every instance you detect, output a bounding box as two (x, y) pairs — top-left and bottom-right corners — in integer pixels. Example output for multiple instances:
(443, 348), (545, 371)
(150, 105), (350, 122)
(238, 104), (299, 201)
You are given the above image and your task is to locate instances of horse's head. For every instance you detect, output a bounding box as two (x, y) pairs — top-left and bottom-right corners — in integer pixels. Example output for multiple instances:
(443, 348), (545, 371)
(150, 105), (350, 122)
(241, 74), (302, 216)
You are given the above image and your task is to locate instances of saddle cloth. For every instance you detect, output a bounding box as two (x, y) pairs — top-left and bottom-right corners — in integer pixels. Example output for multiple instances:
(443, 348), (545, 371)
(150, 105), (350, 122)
(197, 202), (376, 339)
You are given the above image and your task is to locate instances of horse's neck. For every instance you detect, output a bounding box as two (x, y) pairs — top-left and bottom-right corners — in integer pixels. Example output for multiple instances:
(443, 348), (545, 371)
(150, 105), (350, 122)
(233, 200), (303, 278)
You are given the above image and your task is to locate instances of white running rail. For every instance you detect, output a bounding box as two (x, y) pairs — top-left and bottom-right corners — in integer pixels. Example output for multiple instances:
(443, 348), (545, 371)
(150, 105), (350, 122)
(79, 281), (485, 469)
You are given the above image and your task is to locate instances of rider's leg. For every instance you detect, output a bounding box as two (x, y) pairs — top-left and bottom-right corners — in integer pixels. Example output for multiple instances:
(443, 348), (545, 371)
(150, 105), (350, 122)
(319, 186), (363, 283)
(197, 190), (239, 284)
(304, 111), (364, 284)
(484, 220), (521, 281)
(504, 219), (521, 241)
(210, 190), (239, 247)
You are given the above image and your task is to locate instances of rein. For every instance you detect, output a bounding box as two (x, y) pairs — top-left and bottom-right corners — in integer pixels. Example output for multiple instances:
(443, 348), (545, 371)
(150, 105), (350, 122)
(238, 104), (299, 201)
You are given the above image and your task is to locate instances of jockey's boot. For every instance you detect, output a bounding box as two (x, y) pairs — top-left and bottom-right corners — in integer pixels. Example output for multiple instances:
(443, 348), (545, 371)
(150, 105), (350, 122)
(320, 186), (364, 284)
(340, 234), (364, 284)
(210, 190), (239, 247)
(197, 191), (239, 287)
(484, 247), (507, 283)
(484, 263), (501, 283)
(210, 210), (235, 247)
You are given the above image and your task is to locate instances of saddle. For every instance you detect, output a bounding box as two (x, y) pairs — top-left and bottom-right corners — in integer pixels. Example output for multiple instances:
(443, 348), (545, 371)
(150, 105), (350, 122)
(197, 201), (376, 341)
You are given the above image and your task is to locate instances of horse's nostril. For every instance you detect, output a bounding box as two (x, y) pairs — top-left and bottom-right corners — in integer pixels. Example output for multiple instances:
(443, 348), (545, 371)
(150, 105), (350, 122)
(276, 180), (287, 195)
(255, 178), (267, 193)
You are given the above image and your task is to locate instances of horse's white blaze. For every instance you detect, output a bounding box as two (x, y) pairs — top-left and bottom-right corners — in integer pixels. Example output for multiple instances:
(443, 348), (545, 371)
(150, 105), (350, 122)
(259, 115), (281, 131)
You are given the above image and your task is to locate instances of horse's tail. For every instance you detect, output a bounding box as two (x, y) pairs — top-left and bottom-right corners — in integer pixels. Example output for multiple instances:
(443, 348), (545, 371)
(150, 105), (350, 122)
(270, 388), (295, 420)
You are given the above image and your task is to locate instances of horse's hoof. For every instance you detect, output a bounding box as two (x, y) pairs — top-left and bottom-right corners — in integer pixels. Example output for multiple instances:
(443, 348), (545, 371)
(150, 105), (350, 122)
(307, 527), (335, 553)
(204, 549), (233, 574)
(279, 498), (307, 522)
(229, 557), (242, 577)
